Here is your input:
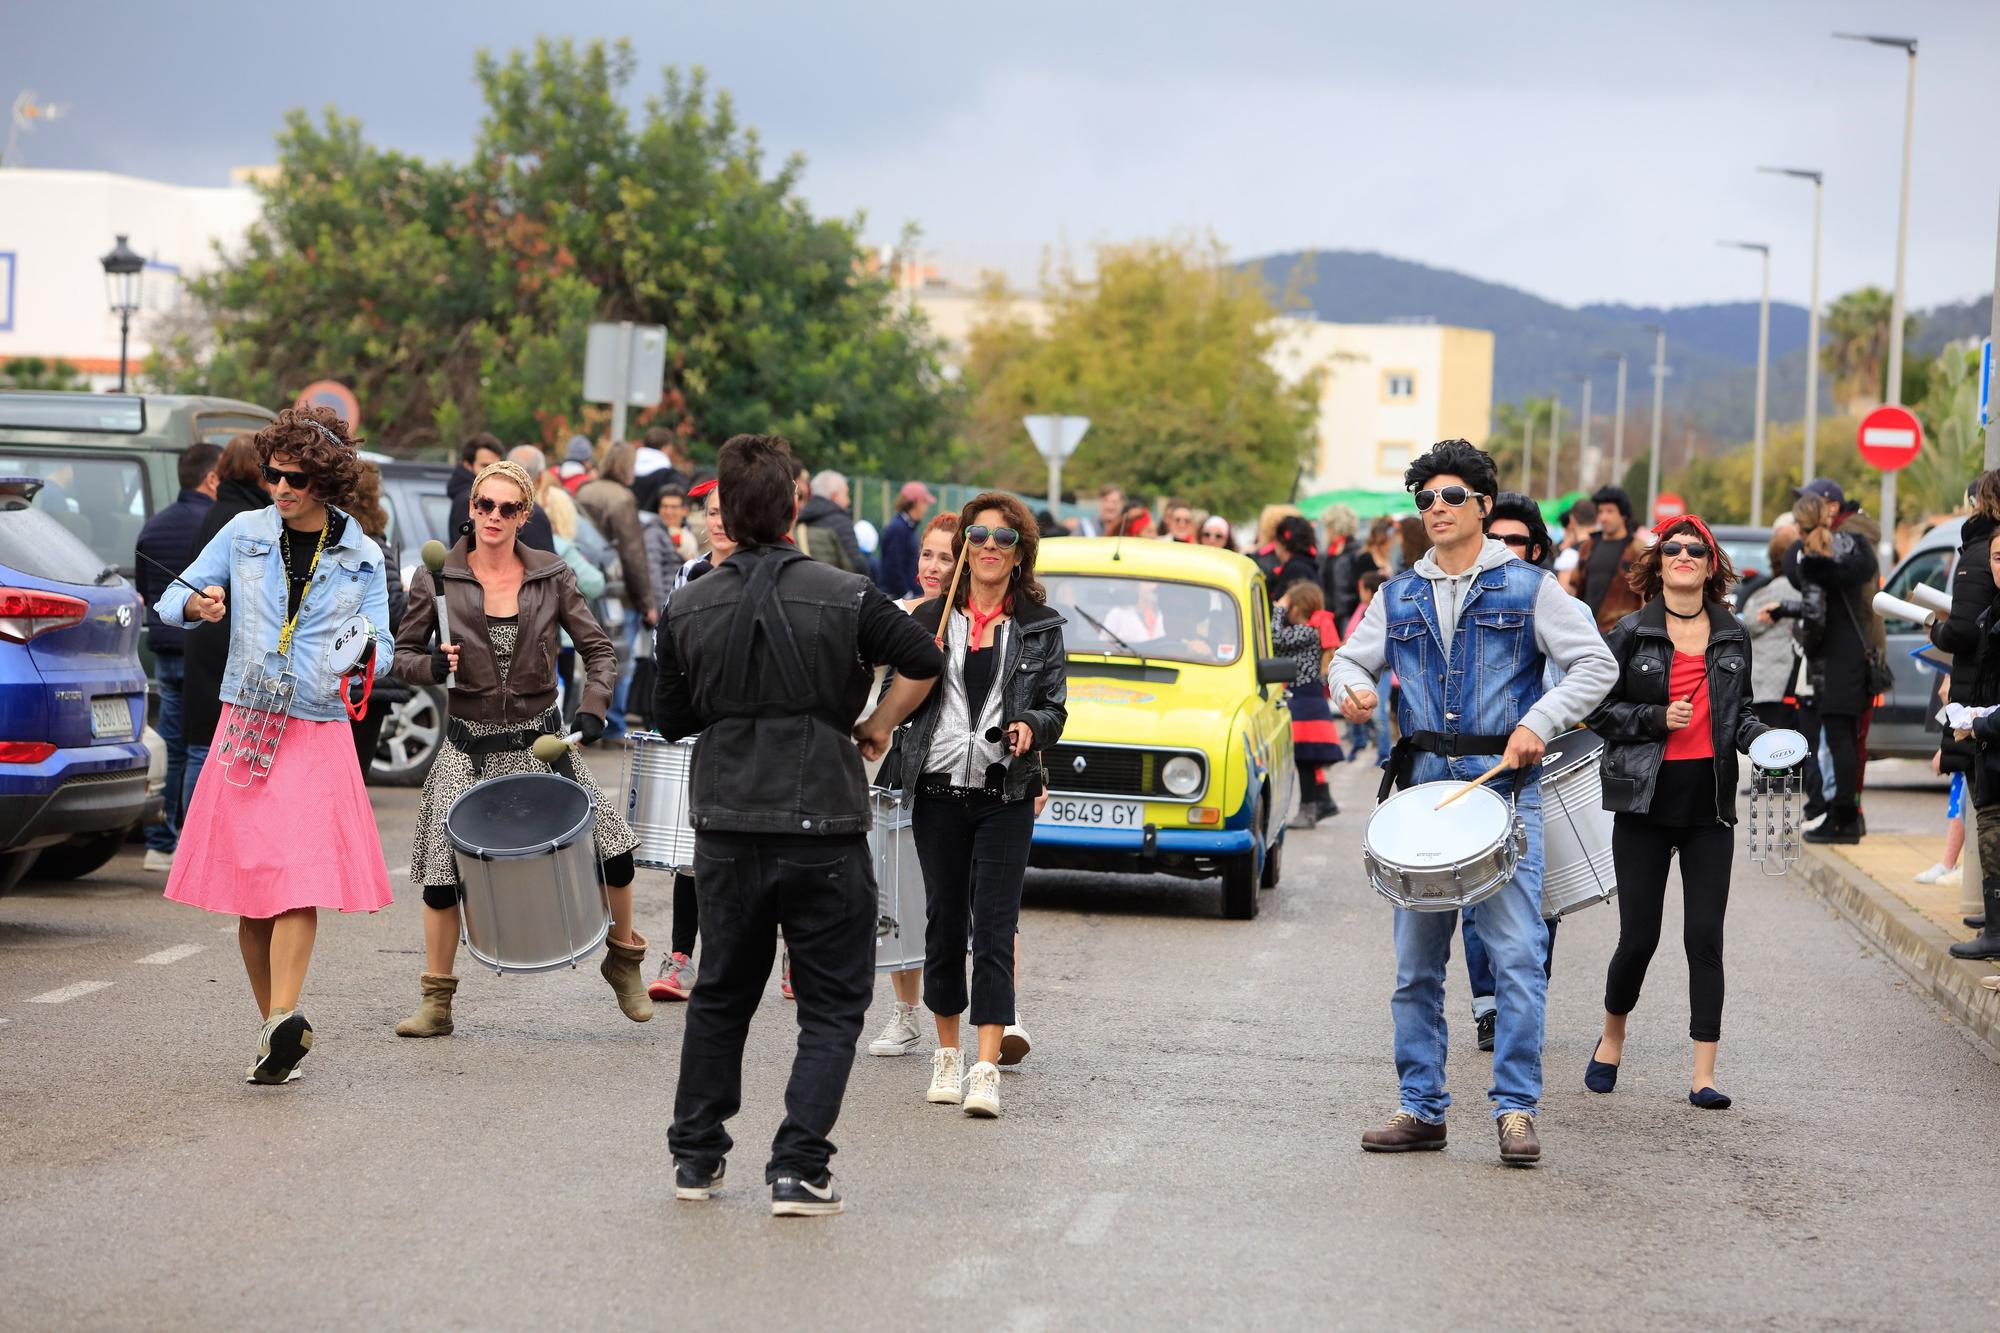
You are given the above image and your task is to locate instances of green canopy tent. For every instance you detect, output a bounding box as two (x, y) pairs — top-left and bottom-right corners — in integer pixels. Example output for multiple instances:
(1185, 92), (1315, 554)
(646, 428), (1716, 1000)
(1294, 487), (1588, 528)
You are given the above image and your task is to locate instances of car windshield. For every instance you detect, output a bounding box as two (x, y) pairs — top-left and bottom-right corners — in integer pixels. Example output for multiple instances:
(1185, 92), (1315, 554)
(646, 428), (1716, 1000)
(1044, 574), (1243, 665)
(0, 496), (119, 585)
(0, 452), (150, 575)
(1718, 539), (1771, 581)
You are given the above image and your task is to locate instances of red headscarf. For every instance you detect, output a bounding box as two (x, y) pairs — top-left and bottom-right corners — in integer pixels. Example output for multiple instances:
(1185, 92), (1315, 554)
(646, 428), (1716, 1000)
(1650, 512), (1718, 551)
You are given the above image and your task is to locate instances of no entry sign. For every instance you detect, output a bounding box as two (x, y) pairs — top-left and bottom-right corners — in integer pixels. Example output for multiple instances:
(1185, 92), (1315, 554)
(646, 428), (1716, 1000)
(1856, 404), (1923, 471)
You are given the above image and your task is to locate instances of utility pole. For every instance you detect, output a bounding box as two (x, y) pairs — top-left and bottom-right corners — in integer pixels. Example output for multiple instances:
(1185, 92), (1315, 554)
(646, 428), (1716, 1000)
(1759, 169), (1826, 478)
(1719, 242), (1772, 525)
(1579, 377), (1594, 489)
(1645, 326), (1668, 521)
(1606, 353), (1628, 486)
(1522, 407), (1536, 496)
(1547, 389), (1563, 497)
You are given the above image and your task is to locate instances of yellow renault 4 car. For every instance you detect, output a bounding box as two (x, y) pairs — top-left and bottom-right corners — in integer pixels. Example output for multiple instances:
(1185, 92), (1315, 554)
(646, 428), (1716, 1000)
(1031, 538), (1297, 918)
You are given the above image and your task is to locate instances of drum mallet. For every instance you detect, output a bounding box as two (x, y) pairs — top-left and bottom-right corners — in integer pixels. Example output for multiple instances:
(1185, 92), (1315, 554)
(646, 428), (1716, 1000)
(1434, 757), (1511, 811)
(530, 731), (586, 765)
(421, 540), (456, 689)
(934, 539), (973, 648)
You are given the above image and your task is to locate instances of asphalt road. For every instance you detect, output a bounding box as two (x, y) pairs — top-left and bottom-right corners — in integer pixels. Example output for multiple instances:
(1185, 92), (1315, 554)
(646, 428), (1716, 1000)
(4, 751), (1997, 1330)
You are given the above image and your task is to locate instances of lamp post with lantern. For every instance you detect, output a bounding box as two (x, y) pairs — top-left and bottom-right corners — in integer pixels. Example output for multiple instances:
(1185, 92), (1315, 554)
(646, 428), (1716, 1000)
(99, 235), (144, 392)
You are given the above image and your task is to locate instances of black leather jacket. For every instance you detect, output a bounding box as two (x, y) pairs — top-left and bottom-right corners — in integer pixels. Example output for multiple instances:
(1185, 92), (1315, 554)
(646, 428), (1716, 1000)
(882, 596), (1069, 802)
(1588, 598), (1770, 824)
(653, 544), (943, 837)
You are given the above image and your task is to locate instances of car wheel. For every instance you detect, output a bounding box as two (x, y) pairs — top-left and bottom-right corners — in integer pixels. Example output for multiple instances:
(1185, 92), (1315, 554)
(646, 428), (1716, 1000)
(1260, 819), (1284, 890)
(1221, 796), (1265, 920)
(373, 685), (446, 787)
(0, 849), (37, 895)
(31, 829), (126, 881)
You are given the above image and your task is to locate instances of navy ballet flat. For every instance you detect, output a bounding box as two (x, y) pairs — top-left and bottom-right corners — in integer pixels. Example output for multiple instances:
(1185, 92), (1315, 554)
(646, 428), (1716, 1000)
(1584, 1043), (1619, 1094)
(1688, 1086), (1733, 1110)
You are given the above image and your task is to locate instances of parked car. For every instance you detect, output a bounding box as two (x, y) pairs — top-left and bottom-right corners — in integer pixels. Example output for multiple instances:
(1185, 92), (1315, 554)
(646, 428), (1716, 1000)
(361, 457), (457, 786)
(1029, 538), (1296, 919)
(1870, 517), (1963, 761)
(0, 477), (149, 892)
(1709, 524), (1776, 597)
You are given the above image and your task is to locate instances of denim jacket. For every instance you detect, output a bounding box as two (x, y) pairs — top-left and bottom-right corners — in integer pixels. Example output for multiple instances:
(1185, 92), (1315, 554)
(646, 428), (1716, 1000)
(157, 505), (393, 722)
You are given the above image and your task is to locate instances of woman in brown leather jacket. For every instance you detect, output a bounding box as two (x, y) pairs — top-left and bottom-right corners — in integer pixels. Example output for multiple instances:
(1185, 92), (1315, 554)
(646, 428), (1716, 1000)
(389, 459), (651, 1037)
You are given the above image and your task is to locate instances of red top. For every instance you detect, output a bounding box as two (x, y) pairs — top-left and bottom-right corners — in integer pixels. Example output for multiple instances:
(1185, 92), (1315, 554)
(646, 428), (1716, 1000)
(1663, 651), (1714, 760)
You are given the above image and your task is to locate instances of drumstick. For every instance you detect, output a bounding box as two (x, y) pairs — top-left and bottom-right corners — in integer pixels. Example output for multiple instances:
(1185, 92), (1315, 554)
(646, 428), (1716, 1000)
(530, 731), (586, 764)
(1433, 758), (1511, 811)
(934, 539), (972, 648)
(133, 548), (207, 599)
(421, 540), (456, 689)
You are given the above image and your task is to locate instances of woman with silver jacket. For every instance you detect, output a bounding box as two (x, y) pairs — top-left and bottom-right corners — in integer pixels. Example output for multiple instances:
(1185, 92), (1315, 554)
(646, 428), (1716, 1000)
(879, 492), (1067, 1120)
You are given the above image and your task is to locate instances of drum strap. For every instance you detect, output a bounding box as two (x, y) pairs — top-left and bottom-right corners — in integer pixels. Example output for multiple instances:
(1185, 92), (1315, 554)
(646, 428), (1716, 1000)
(1378, 730), (1513, 802)
(449, 716), (581, 783)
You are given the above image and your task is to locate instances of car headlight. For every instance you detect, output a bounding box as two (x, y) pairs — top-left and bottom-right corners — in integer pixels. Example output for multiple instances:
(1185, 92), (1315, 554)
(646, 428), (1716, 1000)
(1161, 755), (1203, 797)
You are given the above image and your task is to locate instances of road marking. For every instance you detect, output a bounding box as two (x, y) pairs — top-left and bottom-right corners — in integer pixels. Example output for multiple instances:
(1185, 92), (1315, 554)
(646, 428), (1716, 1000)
(27, 981), (113, 1004)
(136, 944), (204, 965)
(1062, 1192), (1124, 1245)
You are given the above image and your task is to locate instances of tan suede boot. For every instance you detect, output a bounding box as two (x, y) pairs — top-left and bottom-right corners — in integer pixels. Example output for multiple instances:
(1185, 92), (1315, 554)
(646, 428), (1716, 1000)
(601, 931), (655, 1022)
(394, 973), (458, 1037)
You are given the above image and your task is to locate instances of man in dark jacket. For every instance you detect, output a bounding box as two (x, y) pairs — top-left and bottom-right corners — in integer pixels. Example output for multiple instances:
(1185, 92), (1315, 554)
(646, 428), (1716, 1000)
(133, 442), (220, 870)
(796, 469), (868, 575)
(877, 480), (933, 597)
(1786, 479), (1884, 844)
(655, 434), (942, 1218)
(444, 432), (505, 542)
(1931, 473), (2000, 927)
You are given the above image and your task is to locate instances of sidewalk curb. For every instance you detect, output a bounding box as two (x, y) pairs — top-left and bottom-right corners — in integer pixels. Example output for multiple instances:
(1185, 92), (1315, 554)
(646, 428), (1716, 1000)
(1796, 845), (2000, 1061)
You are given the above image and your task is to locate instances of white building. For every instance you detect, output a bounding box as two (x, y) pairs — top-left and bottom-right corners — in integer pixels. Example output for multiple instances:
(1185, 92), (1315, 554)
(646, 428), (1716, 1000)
(0, 168), (262, 386)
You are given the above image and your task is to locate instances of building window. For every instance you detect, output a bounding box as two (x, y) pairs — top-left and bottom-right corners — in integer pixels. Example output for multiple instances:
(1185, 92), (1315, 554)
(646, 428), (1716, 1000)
(1382, 370), (1416, 400)
(1377, 441), (1414, 474)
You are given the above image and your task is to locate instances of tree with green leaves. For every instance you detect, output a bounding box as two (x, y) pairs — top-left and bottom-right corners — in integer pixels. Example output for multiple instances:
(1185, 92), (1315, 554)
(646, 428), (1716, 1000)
(148, 37), (956, 475)
(961, 238), (1321, 518)
(0, 357), (88, 391)
(1902, 343), (1986, 519)
(1485, 396), (1554, 497)
(1821, 287), (1917, 416)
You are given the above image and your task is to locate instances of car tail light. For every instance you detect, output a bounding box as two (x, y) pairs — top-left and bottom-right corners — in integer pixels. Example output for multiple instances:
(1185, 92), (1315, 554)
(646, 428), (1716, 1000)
(0, 741), (56, 763)
(0, 588), (89, 643)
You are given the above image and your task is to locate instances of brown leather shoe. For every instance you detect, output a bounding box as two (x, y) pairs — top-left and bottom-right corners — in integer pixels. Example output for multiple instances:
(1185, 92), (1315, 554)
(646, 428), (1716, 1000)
(1496, 1111), (1540, 1165)
(1361, 1111), (1447, 1153)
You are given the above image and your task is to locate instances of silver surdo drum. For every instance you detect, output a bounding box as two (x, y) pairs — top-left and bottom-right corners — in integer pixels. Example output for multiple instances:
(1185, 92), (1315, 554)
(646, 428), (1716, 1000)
(1365, 780), (1526, 911)
(869, 788), (927, 973)
(445, 772), (609, 974)
(625, 732), (697, 872)
(1538, 729), (1617, 918)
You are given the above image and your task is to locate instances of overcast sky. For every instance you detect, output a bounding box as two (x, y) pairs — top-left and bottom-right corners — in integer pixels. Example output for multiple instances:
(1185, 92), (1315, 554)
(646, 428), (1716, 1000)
(6, 0), (1996, 311)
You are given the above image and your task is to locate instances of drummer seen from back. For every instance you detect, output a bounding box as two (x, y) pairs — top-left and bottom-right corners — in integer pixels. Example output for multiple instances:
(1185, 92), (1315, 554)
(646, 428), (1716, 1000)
(1328, 439), (1615, 1168)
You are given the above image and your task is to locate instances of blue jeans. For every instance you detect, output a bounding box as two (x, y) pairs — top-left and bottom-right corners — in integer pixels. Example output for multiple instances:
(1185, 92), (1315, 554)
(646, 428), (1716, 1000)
(145, 655), (186, 852)
(182, 743), (209, 822)
(1464, 912), (1558, 1020)
(1390, 794), (1546, 1120)
(1375, 668), (1393, 762)
(607, 613), (641, 738)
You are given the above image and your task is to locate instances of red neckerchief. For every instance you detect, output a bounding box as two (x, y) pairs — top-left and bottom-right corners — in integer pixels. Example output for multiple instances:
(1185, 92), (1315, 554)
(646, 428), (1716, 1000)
(967, 595), (1011, 653)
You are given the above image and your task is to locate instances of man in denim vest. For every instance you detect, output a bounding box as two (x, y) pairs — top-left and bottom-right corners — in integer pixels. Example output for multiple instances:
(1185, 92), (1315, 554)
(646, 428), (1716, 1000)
(1330, 440), (1615, 1166)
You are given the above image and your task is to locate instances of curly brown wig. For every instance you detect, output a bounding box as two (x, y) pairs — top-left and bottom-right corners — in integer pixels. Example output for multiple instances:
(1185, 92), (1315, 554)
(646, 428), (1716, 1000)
(255, 404), (363, 510)
(952, 491), (1046, 608)
(1626, 518), (1736, 604)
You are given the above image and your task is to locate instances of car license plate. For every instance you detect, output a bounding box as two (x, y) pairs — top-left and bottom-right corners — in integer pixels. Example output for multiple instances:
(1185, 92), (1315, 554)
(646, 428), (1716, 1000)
(1037, 798), (1142, 830)
(90, 696), (134, 739)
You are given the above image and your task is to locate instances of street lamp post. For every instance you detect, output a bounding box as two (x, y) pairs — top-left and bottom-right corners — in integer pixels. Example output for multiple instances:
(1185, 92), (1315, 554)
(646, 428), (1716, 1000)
(1578, 376), (1594, 489)
(1644, 325), (1669, 521)
(1521, 406), (1536, 497)
(1760, 167), (1825, 478)
(1720, 241), (1772, 525)
(99, 234), (144, 392)
(1603, 352), (1628, 488)
(1547, 387), (1563, 497)
(1836, 31), (1918, 557)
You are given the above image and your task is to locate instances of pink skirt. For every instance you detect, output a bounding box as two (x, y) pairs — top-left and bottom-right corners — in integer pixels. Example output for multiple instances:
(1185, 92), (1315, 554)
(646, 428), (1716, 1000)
(165, 706), (393, 918)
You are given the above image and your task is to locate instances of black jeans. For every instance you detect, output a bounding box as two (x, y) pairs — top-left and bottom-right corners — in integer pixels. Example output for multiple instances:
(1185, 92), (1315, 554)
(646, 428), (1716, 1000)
(1603, 815), (1734, 1042)
(667, 831), (875, 1182)
(670, 869), (699, 957)
(1821, 711), (1861, 822)
(1754, 702), (1824, 815)
(912, 792), (1034, 1028)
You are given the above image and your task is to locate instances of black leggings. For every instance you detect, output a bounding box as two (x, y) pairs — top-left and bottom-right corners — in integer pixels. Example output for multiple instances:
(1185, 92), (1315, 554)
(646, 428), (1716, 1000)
(422, 849), (637, 911)
(1603, 816), (1734, 1043)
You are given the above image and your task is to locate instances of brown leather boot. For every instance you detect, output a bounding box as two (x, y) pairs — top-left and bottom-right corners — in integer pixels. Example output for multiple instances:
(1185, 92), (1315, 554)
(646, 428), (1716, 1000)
(394, 973), (458, 1038)
(1361, 1111), (1447, 1153)
(1497, 1111), (1541, 1165)
(601, 930), (655, 1022)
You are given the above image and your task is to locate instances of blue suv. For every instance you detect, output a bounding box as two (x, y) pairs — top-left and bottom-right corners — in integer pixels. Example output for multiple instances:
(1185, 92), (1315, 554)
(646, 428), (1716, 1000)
(0, 477), (149, 893)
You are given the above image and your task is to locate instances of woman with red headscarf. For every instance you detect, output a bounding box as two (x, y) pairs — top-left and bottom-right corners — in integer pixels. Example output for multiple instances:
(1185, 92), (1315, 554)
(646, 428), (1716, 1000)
(1582, 514), (1772, 1112)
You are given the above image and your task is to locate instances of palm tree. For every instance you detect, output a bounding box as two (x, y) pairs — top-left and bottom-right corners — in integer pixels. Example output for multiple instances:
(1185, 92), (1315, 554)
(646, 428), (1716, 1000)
(1820, 287), (1914, 415)
(1901, 345), (1985, 520)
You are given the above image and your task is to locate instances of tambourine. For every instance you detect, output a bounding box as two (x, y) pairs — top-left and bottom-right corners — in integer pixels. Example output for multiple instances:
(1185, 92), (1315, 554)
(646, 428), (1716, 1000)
(1747, 728), (1809, 773)
(330, 615), (378, 720)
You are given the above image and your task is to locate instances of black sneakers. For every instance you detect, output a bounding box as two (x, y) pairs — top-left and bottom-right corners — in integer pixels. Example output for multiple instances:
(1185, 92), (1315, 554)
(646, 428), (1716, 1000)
(771, 1173), (843, 1217)
(1475, 1012), (1496, 1052)
(675, 1160), (726, 1201)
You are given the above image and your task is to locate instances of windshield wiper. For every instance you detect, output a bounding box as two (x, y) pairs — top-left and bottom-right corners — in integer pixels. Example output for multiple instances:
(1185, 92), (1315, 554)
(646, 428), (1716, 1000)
(93, 565), (121, 585)
(1072, 604), (1149, 668)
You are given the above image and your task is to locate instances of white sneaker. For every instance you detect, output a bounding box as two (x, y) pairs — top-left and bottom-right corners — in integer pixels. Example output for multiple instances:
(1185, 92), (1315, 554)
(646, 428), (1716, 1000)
(868, 1001), (921, 1057)
(142, 849), (174, 872)
(927, 1047), (964, 1104)
(1939, 864), (1963, 886)
(1914, 862), (1950, 884)
(998, 1022), (1032, 1067)
(963, 1060), (1001, 1118)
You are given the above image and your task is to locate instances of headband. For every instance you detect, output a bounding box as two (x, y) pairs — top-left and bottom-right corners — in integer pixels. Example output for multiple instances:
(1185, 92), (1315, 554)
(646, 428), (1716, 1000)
(301, 417), (348, 450)
(472, 459), (538, 510)
(1651, 512), (1718, 551)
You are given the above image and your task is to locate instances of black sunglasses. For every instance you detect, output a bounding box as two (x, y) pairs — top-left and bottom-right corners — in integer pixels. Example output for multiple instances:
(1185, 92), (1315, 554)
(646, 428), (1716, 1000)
(1494, 532), (1533, 550)
(964, 524), (1020, 550)
(1661, 540), (1711, 559)
(261, 464), (311, 490)
(472, 496), (528, 520)
(1414, 486), (1480, 512)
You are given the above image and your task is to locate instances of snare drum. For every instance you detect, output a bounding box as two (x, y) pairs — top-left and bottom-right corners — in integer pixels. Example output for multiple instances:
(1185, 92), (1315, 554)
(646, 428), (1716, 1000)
(869, 787), (927, 973)
(1538, 729), (1617, 918)
(446, 772), (610, 974)
(625, 731), (697, 872)
(1364, 781), (1525, 911)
